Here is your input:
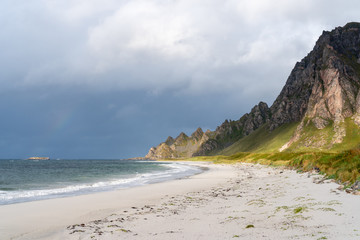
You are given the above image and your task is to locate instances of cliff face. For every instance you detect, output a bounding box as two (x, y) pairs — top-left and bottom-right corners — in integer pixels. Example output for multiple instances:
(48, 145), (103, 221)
(146, 22), (360, 159)
(270, 22), (360, 130)
(194, 101), (270, 156)
(277, 22), (360, 150)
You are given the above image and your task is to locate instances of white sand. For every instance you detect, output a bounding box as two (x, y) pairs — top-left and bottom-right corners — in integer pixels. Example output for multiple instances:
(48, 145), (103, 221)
(1, 162), (359, 240)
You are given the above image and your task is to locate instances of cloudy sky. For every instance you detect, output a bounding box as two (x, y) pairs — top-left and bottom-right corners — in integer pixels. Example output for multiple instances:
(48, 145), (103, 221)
(0, 0), (359, 158)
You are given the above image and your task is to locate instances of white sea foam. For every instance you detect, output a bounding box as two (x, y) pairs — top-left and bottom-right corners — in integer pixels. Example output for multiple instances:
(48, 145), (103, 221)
(0, 162), (202, 205)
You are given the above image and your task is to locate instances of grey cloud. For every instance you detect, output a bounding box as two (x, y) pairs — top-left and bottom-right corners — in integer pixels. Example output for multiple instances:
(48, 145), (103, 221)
(2, 0), (358, 94)
(0, 0), (360, 158)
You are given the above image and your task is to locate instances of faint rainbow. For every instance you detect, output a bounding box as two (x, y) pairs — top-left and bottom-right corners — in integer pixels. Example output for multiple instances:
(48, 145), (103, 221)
(47, 110), (76, 138)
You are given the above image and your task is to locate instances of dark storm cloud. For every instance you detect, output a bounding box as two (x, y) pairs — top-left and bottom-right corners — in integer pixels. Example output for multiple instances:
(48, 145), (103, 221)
(1, 0), (360, 158)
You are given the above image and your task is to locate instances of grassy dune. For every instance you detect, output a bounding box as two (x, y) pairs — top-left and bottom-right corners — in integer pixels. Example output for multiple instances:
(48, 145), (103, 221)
(181, 150), (360, 184)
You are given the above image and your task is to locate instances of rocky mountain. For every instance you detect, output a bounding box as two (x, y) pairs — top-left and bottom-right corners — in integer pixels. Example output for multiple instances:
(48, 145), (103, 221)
(146, 128), (211, 159)
(146, 22), (360, 159)
(194, 102), (271, 156)
(146, 101), (271, 159)
(275, 22), (360, 151)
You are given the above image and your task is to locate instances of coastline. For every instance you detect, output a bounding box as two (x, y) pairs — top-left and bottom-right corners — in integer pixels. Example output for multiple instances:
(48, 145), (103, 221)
(0, 162), (232, 240)
(1, 162), (359, 239)
(0, 159), (202, 205)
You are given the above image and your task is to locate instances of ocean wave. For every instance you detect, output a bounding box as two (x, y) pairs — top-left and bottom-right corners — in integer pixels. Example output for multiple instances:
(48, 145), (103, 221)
(0, 162), (202, 205)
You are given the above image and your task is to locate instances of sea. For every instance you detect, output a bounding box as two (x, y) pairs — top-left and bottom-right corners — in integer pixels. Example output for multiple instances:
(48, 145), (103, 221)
(0, 159), (203, 205)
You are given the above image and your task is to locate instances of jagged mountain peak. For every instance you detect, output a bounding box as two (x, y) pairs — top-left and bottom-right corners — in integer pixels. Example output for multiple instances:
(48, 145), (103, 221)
(191, 127), (204, 141)
(165, 136), (174, 145)
(270, 23), (360, 131)
(175, 132), (188, 140)
(146, 22), (360, 159)
(272, 23), (360, 150)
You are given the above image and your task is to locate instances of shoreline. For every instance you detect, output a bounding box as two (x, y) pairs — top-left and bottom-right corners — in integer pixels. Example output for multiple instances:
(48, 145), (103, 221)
(0, 160), (203, 206)
(1, 162), (359, 239)
(0, 162), (232, 240)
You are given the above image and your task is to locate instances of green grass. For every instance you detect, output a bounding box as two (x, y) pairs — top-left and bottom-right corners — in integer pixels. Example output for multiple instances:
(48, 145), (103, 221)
(175, 118), (360, 184)
(287, 119), (335, 152)
(218, 117), (360, 155)
(218, 123), (298, 155)
(158, 115), (360, 162)
(287, 118), (360, 152)
(181, 149), (360, 183)
(331, 118), (360, 151)
(293, 207), (305, 214)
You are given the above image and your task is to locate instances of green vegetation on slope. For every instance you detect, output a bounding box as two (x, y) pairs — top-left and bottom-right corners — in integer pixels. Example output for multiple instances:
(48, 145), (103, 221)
(331, 118), (360, 151)
(218, 117), (360, 156)
(218, 123), (298, 155)
(286, 118), (360, 152)
(183, 150), (360, 183)
(287, 119), (335, 152)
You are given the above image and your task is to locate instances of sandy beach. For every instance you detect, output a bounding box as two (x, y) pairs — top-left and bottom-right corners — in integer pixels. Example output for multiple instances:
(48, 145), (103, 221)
(1, 162), (359, 240)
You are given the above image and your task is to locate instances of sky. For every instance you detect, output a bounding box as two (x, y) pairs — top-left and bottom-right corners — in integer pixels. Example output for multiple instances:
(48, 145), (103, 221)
(0, 0), (359, 159)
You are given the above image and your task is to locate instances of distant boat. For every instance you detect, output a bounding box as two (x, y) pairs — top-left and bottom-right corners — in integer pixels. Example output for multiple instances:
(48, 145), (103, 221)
(27, 157), (50, 160)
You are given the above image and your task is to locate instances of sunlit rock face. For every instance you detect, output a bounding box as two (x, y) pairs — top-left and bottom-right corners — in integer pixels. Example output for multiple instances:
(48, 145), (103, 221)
(146, 23), (360, 158)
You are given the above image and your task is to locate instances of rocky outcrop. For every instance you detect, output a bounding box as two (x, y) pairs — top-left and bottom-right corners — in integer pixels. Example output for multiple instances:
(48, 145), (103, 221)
(165, 136), (175, 145)
(146, 22), (360, 158)
(270, 22), (360, 133)
(145, 128), (211, 159)
(146, 102), (271, 159)
(278, 22), (360, 150)
(146, 144), (175, 159)
(243, 102), (271, 135)
(191, 127), (204, 141)
(194, 101), (270, 156)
